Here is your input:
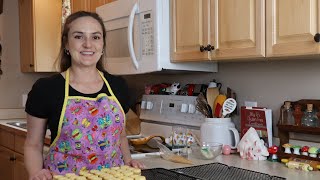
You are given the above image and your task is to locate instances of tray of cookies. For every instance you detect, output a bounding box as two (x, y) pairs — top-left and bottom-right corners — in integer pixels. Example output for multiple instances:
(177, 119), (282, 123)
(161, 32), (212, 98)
(53, 165), (146, 180)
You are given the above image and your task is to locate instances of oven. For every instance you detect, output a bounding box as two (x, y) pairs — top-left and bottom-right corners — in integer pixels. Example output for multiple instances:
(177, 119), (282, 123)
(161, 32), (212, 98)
(129, 95), (205, 158)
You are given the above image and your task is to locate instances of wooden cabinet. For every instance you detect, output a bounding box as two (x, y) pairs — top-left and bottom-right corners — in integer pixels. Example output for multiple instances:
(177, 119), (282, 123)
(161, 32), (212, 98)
(266, 0), (320, 57)
(0, 127), (28, 180)
(212, 0), (265, 60)
(71, 0), (115, 13)
(0, 146), (14, 180)
(171, 0), (210, 62)
(18, 0), (61, 72)
(171, 0), (265, 62)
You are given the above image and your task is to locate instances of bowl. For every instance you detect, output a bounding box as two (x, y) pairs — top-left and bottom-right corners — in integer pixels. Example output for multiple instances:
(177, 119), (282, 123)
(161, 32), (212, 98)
(190, 142), (222, 160)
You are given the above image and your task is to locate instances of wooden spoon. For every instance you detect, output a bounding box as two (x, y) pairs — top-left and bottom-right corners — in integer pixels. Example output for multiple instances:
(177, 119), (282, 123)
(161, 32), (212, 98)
(206, 87), (219, 112)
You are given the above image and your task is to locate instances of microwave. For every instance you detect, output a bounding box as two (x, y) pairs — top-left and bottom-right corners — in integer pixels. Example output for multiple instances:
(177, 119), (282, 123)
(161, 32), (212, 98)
(96, 0), (217, 75)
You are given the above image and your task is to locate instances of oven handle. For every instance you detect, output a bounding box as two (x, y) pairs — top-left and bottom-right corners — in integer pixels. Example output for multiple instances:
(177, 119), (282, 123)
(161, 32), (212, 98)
(128, 3), (139, 70)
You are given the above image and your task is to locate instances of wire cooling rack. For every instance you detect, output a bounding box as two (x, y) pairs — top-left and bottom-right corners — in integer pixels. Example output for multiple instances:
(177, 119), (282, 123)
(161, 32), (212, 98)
(142, 168), (200, 180)
(172, 163), (286, 180)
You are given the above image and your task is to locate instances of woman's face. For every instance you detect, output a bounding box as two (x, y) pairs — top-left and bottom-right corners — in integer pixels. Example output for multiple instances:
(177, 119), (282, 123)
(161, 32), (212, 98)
(66, 16), (104, 68)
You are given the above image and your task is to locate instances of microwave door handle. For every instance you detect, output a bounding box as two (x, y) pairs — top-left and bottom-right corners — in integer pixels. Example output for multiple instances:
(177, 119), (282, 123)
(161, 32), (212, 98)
(128, 3), (139, 70)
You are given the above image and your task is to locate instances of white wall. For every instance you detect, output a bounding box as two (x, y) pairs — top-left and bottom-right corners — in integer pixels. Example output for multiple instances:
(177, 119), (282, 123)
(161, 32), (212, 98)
(0, 0), (48, 108)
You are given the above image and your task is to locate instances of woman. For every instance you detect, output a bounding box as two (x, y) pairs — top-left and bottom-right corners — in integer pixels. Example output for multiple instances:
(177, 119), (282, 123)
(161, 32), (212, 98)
(24, 11), (145, 179)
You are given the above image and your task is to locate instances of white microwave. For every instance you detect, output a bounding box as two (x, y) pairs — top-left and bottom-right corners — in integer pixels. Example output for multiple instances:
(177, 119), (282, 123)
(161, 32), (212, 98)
(96, 0), (217, 75)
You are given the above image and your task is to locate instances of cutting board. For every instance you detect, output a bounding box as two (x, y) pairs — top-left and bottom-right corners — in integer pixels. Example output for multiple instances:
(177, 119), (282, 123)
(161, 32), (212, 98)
(125, 109), (141, 135)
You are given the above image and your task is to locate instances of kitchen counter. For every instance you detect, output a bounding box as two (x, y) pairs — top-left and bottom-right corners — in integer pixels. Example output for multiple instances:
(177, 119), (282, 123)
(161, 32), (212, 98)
(0, 119), (51, 145)
(134, 152), (319, 180)
(1, 120), (318, 180)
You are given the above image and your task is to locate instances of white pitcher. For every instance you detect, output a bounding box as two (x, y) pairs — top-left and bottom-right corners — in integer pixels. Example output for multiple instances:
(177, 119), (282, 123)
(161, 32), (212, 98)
(200, 118), (240, 149)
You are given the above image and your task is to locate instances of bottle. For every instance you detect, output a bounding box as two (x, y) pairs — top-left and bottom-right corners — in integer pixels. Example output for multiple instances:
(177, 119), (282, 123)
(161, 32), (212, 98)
(301, 104), (319, 127)
(293, 104), (303, 126)
(281, 101), (295, 125)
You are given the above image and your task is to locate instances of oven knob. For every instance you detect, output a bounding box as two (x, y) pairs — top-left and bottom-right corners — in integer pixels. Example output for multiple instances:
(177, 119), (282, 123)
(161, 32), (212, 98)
(188, 104), (196, 114)
(180, 103), (188, 113)
(146, 101), (153, 110)
(141, 101), (146, 109)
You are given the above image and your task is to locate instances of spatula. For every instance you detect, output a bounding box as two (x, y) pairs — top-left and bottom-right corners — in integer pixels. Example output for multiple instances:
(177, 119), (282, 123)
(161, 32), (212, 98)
(206, 87), (219, 112)
(221, 98), (237, 118)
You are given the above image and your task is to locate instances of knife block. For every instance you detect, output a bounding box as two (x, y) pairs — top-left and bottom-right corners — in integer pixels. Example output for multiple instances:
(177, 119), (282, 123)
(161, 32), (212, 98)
(277, 99), (320, 166)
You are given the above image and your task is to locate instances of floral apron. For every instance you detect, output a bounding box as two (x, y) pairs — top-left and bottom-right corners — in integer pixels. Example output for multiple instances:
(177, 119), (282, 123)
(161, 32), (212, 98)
(44, 69), (125, 174)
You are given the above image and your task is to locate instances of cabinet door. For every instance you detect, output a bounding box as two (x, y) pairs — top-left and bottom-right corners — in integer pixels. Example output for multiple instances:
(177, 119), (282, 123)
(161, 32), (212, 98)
(34, 0), (61, 72)
(19, 0), (61, 72)
(266, 0), (320, 57)
(171, 0), (211, 62)
(71, 0), (89, 13)
(90, 0), (106, 12)
(212, 0), (265, 60)
(18, 0), (35, 72)
(14, 153), (28, 180)
(0, 146), (14, 180)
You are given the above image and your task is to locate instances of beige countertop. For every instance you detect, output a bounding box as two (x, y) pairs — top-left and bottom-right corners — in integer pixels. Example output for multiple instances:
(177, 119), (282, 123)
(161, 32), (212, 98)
(133, 151), (319, 180)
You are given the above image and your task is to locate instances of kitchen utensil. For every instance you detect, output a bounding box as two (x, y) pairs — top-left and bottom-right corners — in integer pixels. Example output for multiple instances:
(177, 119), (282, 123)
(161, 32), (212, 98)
(206, 87), (219, 111)
(190, 142), (222, 160)
(196, 93), (212, 118)
(156, 141), (193, 164)
(213, 94), (227, 117)
(221, 98), (237, 118)
(214, 103), (222, 118)
(200, 118), (240, 149)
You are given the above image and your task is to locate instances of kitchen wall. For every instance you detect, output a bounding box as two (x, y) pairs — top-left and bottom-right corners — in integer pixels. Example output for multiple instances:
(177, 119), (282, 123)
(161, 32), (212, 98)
(0, 0), (48, 108)
(1, 0), (320, 141)
(124, 58), (320, 141)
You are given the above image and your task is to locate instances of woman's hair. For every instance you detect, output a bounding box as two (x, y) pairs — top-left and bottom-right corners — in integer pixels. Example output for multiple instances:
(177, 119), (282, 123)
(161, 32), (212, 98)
(55, 11), (106, 72)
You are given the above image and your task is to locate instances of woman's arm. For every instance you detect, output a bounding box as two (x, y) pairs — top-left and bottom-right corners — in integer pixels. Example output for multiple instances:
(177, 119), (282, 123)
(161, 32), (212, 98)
(119, 110), (146, 169)
(24, 114), (52, 179)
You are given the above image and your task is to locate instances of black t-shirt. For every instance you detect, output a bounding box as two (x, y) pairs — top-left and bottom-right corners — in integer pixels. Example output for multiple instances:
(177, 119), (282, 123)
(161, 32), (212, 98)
(25, 71), (130, 143)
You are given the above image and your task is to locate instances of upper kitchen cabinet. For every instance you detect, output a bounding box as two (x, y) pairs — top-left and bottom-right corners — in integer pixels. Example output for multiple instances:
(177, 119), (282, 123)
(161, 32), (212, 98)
(18, 0), (61, 72)
(171, 0), (210, 62)
(266, 0), (320, 57)
(171, 0), (265, 62)
(71, 0), (115, 13)
(212, 0), (265, 60)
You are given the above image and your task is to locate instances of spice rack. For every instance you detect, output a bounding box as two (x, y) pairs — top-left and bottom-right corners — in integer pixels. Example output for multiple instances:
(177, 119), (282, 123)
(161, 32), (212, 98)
(277, 99), (320, 163)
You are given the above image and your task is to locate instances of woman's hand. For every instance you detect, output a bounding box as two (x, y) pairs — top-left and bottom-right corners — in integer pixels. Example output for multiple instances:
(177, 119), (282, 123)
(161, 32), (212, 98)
(29, 169), (52, 180)
(126, 159), (146, 169)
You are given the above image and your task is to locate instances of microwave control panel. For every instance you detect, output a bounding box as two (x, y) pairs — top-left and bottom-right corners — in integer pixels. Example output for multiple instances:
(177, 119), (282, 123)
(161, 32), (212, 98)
(141, 11), (154, 56)
(140, 95), (205, 127)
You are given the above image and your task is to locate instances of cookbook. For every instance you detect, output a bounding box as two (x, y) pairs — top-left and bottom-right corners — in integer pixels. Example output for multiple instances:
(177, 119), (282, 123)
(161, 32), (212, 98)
(240, 106), (272, 147)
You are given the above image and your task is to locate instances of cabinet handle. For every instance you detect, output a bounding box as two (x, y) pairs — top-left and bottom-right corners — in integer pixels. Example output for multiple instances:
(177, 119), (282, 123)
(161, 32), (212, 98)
(314, 33), (320, 43)
(206, 44), (215, 52)
(9, 157), (16, 161)
(200, 44), (215, 52)
(29, 64), (34, 67)
(200, 45), (206, 52)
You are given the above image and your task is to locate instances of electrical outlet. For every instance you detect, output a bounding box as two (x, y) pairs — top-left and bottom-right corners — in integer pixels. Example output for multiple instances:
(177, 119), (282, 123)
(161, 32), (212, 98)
(244, 101), (257, 107)
(22, 94), (28, 107)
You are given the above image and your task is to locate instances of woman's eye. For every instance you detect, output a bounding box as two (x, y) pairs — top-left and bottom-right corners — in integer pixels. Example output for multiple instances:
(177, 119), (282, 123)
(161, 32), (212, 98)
(93, 36), (101, 40)
(74, 35), (82, 39)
